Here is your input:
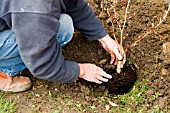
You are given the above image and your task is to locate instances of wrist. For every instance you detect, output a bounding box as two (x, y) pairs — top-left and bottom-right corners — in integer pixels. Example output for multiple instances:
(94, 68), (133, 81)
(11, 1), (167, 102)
(98, 34), (110, 43)
(78, 63), (85, 78)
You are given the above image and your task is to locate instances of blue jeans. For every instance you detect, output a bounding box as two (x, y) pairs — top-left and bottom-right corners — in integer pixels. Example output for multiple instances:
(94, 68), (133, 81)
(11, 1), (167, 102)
(0, 14), (74, 76)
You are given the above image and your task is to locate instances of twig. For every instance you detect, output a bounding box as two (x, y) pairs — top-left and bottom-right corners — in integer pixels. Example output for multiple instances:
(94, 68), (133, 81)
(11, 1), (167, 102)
(117, 0), (131, 73)
(120, 0), (131, 51)
(131, 3), (170, 47)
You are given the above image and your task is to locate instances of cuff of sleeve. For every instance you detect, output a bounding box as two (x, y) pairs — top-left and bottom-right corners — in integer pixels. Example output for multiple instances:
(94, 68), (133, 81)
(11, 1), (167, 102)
(66, 61), (80, 83)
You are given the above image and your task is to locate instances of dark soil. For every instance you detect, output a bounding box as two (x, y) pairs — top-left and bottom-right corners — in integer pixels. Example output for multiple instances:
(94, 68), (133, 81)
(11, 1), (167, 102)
(105, 63), (137, 94)
(1, 0), (170, 113)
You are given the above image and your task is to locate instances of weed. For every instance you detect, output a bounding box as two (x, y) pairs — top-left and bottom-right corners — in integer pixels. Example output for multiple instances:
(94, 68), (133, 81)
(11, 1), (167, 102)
(66, 100), (73, 107)
(128, 60), (133, 65)
(48, 91), (52, 98)
(152, 92), (162, 101)
(0, 93), (17, 113)
(88, 105), (96, 109)
(98, 96), (107, 103)
(27, 92), (34, 98)
(109, 79), (147, 112)
(148, 108), (169, 113)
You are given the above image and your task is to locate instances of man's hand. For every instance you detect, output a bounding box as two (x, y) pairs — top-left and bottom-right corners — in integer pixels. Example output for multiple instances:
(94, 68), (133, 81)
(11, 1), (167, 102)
(78, 63), (112, 84)
(99, 34), (126, 68)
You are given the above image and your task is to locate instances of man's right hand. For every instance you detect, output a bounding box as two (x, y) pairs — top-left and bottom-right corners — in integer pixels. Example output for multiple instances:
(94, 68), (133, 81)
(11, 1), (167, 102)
(78, 63), (112, 84)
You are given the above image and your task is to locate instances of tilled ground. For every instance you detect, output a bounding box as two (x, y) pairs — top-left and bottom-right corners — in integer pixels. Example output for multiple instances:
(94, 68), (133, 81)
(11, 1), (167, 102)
(1, 0), (170, 113)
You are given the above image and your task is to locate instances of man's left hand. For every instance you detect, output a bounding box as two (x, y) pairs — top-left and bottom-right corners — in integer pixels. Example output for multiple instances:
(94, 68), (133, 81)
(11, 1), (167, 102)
(98, 34), (126, 68)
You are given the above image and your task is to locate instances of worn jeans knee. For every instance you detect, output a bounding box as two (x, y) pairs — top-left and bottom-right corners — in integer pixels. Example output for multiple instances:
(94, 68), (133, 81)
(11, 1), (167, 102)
(0, 14), (74, 76)
(57, 14), (74, 46)
(0, 30), (26, 76)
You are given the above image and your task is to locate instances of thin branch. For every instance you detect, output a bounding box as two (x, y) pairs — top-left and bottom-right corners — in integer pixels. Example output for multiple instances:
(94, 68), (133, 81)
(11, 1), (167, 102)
(131, 3), (170, 47)
(120, 0), (131, 54)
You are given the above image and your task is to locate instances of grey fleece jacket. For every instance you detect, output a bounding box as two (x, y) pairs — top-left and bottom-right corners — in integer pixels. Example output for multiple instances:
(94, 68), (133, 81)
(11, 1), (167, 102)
(0, 0), (108, 83)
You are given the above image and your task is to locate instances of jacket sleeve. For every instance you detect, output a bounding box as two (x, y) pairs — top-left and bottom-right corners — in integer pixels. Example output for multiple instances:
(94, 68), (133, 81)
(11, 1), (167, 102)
(65, 0), (108, 40)
(11, 13), (80, 83)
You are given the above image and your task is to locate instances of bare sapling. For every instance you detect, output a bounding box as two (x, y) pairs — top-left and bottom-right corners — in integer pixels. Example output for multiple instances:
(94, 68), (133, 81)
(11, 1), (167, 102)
(105, 0), (131, 73)
(104, 0), (170, 74)
(116, 0), (131, 73)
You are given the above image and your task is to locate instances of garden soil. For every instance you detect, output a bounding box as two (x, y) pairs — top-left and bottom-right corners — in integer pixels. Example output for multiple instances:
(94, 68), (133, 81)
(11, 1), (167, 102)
(2, 0), (170, 113)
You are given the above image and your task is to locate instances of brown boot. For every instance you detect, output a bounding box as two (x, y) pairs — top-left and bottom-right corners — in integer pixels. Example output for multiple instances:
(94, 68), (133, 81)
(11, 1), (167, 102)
(0, 72), (32, 92)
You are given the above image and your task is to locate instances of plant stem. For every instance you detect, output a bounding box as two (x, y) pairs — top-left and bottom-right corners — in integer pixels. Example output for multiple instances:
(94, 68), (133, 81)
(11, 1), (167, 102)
(120, 0), (131, 55)
(131, 3), (170, 47)
(117, 0), (131, 73)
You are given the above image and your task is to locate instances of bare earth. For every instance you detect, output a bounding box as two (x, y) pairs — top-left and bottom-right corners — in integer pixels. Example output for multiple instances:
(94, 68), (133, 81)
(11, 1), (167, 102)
(1, 0), (170, 113)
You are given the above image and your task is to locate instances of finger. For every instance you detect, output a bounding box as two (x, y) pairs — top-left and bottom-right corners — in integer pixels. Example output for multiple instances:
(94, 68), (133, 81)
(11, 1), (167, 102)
(114, 58), (119, 65)
(93, 79), (102, 84)
(97, 67), (112, 79)
(110, 54), (115, 64)
(121, 54), (126, 68)
(113, 47), (123, 60)
(96, 75), (108, 82)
